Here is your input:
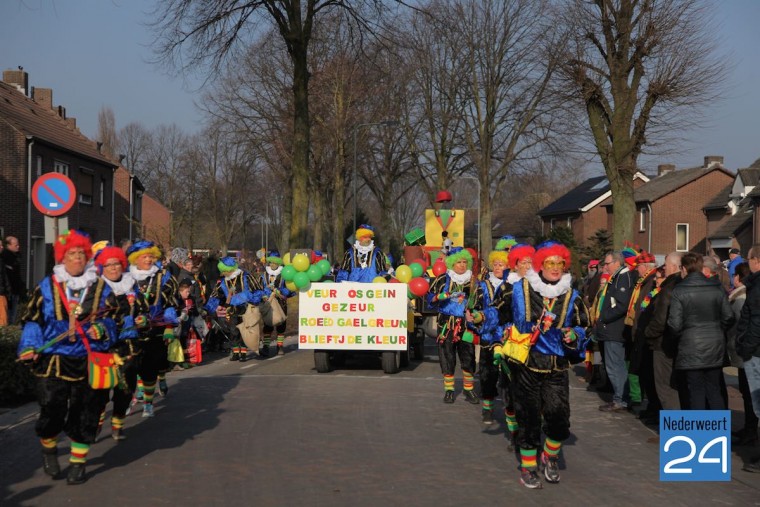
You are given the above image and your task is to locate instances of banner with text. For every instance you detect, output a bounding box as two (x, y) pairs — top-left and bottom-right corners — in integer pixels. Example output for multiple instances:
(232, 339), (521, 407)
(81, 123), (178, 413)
(298, 282), (408, 350)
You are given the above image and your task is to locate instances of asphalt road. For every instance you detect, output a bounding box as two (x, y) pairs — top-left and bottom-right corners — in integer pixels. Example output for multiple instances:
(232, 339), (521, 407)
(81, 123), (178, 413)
(1, 336), (759, 507)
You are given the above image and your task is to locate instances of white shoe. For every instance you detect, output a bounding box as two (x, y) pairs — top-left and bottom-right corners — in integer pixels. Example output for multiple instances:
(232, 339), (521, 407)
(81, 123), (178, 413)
(142, 404), (154, 418)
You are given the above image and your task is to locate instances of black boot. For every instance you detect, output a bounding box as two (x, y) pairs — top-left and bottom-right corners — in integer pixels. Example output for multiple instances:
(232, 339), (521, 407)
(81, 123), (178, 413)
(443, 390), (455, 404)
(42, 449), (60, 478)
(230, 353), (240, 361)
(66, 463), (87, 485)
(239, 352), (248, 362)
(260, 345), (269, 357)
(463, 389), (480, 405)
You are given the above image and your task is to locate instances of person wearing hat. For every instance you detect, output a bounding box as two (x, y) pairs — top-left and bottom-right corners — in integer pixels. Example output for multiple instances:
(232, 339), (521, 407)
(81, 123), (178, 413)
(93, 244), (150, 440)
(335, 224), (389, 283)
(499, 243), (536, 449)
(17, 230), (122, 485)
(126, 240), (180, 417)
(471, 249), (513, 424)
(509, 241), (589, 488)
(626, 251), (661, 423)
(727, 248), (744, 289)
(205, 256), (265, 361)
(494, 235), (518, 253)
(427, 247), (484, 404)
(260, 251), (295, 356)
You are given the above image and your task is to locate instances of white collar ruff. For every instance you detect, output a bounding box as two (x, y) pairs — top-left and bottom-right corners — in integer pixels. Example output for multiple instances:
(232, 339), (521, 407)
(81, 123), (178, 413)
(129, 264), (159, 281)
(102, 272), (137, 295)
(488, 273), (504, 288)
(266, 266), (283, 277)
(448, 269), (472, 285)
(525, 269), (573, 298)
(507, 271), (523, 285)
(53, 264), (99, 290)
(355, 240), (375, 256)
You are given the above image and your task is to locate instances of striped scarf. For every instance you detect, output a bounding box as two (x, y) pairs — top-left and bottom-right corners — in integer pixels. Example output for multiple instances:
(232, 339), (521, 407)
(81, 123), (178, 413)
(625, 269), (655, 326)
(640, 286), (660, 310)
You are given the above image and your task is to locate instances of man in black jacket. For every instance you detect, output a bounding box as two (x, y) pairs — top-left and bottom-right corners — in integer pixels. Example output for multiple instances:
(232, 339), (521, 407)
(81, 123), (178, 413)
(2, 236), (25, 325)
(644, 252), (683, 411)
(736, 244), (760, 472)
(596, 251), (636, 412)
(666, 253), (734, 410)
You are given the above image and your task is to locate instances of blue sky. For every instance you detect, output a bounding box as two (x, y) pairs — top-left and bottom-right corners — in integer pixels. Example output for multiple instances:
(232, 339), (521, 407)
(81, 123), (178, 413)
(2, 0), (759, 171)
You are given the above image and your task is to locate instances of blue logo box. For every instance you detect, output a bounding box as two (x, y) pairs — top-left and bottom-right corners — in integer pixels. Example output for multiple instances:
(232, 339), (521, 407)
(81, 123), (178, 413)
(660, 410), (731, 481)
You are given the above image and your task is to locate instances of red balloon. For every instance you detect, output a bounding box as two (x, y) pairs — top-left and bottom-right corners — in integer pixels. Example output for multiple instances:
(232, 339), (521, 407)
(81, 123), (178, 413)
(389, 277), (401, 283)
(432, 261), (446, 276)
(409, 277), (430, 297)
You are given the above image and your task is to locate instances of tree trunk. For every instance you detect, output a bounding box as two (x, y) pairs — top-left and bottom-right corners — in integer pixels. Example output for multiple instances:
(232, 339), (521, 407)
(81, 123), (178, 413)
(607, 167), (635, 249)
(289, 45), (311, 249)
(332, 143), (346, 263)
(480, 182), (492, 255)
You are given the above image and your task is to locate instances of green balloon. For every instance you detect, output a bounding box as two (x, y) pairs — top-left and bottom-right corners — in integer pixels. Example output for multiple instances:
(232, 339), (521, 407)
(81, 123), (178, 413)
(294, 272), (310, 289)
(317, 259), (331, 276)
(409, 262), (423, 278)
(307, 264), (323, 282)
(282, 265), (297, 281)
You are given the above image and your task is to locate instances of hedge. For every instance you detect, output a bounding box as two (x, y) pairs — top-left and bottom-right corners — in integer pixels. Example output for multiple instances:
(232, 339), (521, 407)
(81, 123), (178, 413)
(0, 326), (36, 406)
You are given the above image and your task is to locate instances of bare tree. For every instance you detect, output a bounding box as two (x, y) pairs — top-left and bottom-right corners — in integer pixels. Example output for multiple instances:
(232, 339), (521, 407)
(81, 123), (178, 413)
(558, 0), (726, 247)
(148, 0), (401, 249)
(117, 122), (153, 177)
(96, 106), (118, 160)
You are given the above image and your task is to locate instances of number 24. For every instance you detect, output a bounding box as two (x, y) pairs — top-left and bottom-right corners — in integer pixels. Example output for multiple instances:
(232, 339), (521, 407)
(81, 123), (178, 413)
(663, 436), (727, 474)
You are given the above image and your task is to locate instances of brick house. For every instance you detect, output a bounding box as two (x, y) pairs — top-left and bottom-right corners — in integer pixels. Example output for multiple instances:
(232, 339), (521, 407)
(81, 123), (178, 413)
(141, 193), (171, 247)
(0, 69), (117, 286)
(609, 157), (734, 256)
(705, 162), (760, 258)
(537, 172), (650, 247)
(113, 165), (145, 245)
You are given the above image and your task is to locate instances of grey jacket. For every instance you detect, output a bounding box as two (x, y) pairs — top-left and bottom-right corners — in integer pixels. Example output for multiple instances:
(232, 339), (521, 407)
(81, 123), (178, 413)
(666, 273), (734, 370)
(595, 266), (635, 343)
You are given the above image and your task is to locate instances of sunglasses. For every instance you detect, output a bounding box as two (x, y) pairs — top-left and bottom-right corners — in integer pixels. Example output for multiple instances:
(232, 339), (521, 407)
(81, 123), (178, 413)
(542, 260), (566, 269)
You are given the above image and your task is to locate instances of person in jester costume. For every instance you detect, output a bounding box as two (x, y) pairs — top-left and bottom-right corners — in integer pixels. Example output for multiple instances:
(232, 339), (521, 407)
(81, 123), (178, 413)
(508, 241), (590, 489)
(471, 249), (513, 424)
(427, 247), (484, 404)
(93, 244), (150, 441)
(17, 230), (122, 485)
(260, 251), (295, 356)
(335, 224), (389, 283)
(126, 240), (179, 418)
(205, 256), (265, 361)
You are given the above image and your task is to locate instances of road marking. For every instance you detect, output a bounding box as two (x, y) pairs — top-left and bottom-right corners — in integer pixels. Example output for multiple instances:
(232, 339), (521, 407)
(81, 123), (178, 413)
(240, 363), (258, 369)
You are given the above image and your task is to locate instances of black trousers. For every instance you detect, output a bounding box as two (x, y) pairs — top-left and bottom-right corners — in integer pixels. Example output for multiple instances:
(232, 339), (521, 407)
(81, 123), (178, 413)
(739, 368), (760, 430)
(137, 331), (170, 383)
(511, 362), (570, 449)
(478, 345), (500, 400)
(111, 359), (138, 418)
(438, 339), (475, 377)
(638, 348), (662, 412)
(36, 375), (109, 444)
(683, 368), (726, 410)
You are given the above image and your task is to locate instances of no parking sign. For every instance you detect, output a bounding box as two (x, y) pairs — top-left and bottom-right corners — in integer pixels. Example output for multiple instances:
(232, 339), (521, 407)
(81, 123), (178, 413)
(31, 173), (76, 217)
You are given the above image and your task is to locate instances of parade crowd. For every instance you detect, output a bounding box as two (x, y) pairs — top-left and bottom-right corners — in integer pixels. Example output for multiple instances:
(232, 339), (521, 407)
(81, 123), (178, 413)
(8, 225), (760, 487)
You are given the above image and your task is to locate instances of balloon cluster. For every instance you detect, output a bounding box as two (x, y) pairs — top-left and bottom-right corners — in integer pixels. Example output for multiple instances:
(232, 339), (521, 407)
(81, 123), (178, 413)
(386, 259), (431, 298)
(281, 253), (332, 291)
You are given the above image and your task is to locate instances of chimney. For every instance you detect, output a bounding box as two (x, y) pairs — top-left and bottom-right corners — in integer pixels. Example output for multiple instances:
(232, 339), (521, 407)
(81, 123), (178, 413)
(3, 68), (29, 95)
(65, 117), (77, 129)
(57, 105), (66, 119)
(704, 155), (724, 168)
(31, 87), (53, 110)
(658, 164), (675, 176)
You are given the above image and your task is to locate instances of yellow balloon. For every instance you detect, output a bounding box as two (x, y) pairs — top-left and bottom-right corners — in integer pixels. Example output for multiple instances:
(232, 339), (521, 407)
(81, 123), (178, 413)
(373, 276), (388, 283)
(396, 264), (412, 283)
(283, 252), (292, 265)
(292, 253), (310, 272)
(285, 281), (297, 292)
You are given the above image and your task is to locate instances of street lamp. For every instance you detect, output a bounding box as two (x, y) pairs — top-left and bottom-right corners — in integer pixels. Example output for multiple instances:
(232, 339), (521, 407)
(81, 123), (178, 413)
(459, 176), (481, 256)
(352, 120), (400, 234)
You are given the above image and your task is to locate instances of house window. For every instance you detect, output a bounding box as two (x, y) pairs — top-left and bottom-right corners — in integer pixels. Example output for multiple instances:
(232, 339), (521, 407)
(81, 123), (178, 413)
(639, 209), (646, 232)
(99, 178), (105, 208)
(79, 168), (93, 205)
(53, 161), (69, 176)
(36, 156), (42, 177)
(676, 223), (689, 251)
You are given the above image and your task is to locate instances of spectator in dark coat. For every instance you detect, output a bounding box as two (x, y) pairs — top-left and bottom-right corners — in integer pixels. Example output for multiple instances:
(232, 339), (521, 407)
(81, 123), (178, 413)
(596, 251), (637, 412)
(666, 252), (734, 410)
(2, 236), (26, 324)
(736, 245), (760, 472)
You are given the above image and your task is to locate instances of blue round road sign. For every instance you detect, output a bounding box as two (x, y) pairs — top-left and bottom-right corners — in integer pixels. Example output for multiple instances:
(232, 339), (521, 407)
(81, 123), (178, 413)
(31, 173), (77, 217)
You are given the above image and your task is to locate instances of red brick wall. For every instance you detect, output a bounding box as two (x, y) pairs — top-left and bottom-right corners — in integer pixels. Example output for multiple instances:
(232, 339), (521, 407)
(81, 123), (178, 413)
(141, 194), (171, 248)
